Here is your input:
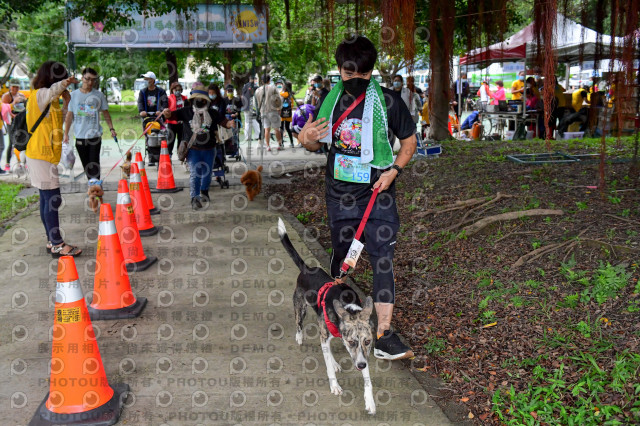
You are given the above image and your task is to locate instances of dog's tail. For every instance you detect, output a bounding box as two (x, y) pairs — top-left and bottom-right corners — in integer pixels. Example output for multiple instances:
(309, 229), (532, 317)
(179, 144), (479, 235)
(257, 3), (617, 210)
(277, 218), (307, 271)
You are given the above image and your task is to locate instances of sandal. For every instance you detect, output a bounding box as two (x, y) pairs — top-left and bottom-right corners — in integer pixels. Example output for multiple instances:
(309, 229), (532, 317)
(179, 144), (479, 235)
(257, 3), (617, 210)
(51, 243), (82, 258)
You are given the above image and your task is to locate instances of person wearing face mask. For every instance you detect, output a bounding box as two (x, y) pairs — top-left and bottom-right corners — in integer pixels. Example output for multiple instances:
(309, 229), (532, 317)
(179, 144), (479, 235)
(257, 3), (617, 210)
(511, 71), (526, 101)
(166, 81), (187, 160)
(278, 81), (296, 148)
(137, 71), (168, 166)
(297, 35), (417, 361)
(163, 82), (234, 210)
(241, 76), (260, 142)
(392, 75), (411, 108)
(221, 84), (243, 156)
(452, 72), (469, 117)
(310, 75), (329, 107)
(254, 75), (283, 151)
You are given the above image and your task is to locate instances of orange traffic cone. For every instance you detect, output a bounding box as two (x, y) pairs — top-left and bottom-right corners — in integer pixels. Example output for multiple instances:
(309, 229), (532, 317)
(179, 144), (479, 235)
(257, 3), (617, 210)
(153, 139), (182, 193)
(115, 179), (157, 273)
(88, 203), (147, 320)
(30, 256), (129, 425)
(134, 151), (160, 215)
(129, 163), (158, 236)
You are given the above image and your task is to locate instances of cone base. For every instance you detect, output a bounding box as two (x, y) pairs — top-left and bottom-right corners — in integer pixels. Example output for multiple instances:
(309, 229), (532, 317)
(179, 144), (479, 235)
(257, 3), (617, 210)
(125, 256), (158, 273)
(149, 207), (160, 215)
(29, 382), (129, 426)
(88, 297), (147, 321)
(138, 226), (159, 236)
(151, 187), (183, 193)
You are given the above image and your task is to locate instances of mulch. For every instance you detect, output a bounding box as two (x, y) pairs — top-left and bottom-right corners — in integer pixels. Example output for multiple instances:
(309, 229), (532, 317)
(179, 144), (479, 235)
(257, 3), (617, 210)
(265, 140), (640, 424)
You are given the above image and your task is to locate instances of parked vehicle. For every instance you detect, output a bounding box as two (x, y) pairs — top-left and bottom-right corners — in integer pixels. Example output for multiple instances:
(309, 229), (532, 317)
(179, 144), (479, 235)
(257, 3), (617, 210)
(102, 77), (122, 104)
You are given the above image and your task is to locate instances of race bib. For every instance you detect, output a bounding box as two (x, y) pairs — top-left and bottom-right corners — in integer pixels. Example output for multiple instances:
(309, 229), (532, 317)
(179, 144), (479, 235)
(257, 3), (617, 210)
(334, 154), (371, 183)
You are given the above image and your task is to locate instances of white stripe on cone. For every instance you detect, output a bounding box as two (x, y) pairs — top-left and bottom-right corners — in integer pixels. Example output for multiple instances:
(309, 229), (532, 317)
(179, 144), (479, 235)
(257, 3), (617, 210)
(117, 192), (131, 205)
(99, 220), (117, 236)
(161, 147), (168, 155)
(56, 280), (84, 303)
(136, 161), (144, 171)
(130, 172), (141, 183)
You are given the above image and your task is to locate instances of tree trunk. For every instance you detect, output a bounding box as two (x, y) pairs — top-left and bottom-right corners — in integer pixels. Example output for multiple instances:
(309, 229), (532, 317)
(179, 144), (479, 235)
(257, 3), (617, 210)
(165, 49), (178, 85)
(223, 50), (233, 85)
(429, 0), (455, 141)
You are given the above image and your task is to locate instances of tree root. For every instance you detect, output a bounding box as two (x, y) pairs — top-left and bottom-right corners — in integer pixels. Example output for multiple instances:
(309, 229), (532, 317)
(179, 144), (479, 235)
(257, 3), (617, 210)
(416, 196), (489, 217)
(603, 214), (640, 227)
(460, 209), (564, 238)
(444, 192), (515, 232)
(512, 227), (590, 269)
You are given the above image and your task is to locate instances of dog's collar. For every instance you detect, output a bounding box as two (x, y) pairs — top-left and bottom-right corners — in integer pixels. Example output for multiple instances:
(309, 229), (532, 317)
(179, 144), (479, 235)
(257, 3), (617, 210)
(317, 281), (341, 338)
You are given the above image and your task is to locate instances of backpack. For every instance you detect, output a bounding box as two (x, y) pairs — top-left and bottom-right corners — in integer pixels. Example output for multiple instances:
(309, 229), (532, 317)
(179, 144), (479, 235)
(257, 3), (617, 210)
(11, 103), (51, 152)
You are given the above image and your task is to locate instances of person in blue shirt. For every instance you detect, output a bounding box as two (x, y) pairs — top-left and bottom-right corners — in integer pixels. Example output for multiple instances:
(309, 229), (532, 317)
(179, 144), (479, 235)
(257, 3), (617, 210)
(460, 109), (480, 131)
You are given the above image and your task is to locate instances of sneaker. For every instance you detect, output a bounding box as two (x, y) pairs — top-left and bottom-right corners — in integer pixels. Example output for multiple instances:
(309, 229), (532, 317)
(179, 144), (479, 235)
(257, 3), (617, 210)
(191, 197), (202, 210)
(4, 164), (9, 172)
(267, 147), (271, 152)
(200, 190), (210, 202)
(374, 330), (414, 360)
(278, 146), (283, 151)
(0, 169), (6, 175)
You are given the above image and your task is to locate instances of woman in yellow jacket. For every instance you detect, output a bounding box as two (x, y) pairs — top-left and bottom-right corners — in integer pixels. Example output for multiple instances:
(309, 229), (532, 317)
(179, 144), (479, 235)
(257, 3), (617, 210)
(25, 61), (82, 257)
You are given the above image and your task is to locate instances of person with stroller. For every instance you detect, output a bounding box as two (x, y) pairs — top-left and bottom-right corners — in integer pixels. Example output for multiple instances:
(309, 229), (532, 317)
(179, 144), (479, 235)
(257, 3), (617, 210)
(166, 81), (187, 159)
(137, 71), (168, 166)
(162, 82), (234, 210)
(223, 84), (243, 158)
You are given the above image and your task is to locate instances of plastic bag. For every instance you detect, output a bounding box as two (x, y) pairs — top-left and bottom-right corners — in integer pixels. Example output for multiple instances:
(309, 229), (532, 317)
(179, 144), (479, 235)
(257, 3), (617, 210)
(60, 142), (76, 169)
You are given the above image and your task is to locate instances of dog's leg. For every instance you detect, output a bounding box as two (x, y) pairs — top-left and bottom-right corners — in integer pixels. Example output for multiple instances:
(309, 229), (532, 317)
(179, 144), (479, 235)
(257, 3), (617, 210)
(361, 365), (376, 415)
(320, 334), (342, 396)
(293, 288), (307, 345)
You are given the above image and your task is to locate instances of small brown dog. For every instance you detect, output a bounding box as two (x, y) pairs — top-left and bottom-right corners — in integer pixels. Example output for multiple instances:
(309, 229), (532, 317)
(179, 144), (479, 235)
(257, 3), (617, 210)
(120, 151), (133, 179)
(240, 165), (263, 201)
(88, 184), (104, 213)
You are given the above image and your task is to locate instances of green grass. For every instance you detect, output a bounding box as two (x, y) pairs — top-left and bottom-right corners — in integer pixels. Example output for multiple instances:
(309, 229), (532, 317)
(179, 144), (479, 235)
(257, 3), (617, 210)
(0, 183), (38, 222)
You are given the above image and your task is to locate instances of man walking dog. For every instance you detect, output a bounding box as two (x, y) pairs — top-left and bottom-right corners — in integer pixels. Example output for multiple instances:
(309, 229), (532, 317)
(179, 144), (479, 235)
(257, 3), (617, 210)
(297, 35), (417, 360)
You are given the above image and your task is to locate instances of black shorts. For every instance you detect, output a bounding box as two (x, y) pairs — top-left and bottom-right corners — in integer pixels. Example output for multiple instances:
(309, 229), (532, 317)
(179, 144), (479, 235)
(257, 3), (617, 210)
(326, 190), (400, 304)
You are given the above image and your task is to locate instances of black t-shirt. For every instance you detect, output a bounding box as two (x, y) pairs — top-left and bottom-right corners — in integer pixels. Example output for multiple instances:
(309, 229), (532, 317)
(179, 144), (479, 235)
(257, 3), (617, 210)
(317, 86), (415, 204)
(138, 87), (168, 114)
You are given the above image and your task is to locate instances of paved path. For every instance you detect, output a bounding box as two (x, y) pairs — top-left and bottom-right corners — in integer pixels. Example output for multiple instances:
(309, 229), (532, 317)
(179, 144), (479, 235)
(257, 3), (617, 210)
(0, 141), (451, 425)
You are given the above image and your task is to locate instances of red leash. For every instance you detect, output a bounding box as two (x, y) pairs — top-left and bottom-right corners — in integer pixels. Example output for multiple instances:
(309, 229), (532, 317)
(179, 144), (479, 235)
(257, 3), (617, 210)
(339, 187), (379, 277)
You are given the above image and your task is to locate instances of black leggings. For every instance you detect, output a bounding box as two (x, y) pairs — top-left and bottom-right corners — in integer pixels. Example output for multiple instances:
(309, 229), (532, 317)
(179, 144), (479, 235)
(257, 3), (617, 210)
(327, 194), (400, 304)
(281, 120), (293, 145)
(5, 122), (13, 164)
(39, 188), (63, 245)
(75, 137), (102, 180)
(167, 122), (182, 156)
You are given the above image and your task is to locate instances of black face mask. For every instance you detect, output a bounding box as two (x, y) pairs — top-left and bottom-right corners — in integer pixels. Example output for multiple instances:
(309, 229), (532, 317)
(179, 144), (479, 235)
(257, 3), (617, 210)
(194, 99), (208, 109)
(343, 77), (370, 97)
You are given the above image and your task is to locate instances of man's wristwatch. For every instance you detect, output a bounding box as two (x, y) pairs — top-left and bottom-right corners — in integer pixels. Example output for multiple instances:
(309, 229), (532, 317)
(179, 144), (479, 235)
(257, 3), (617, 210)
(391, 164), (403, 176)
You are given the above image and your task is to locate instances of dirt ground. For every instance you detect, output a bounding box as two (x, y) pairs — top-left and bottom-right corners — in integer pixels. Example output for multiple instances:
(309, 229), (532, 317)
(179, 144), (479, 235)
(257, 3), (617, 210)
(265, 137), (640, 425)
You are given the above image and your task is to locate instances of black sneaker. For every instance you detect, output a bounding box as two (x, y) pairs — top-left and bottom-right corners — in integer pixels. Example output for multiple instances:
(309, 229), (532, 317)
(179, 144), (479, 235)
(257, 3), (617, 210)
(200, 190), (210, 202)
(191, 197), (202, 210)
(374, 330), (414, 360)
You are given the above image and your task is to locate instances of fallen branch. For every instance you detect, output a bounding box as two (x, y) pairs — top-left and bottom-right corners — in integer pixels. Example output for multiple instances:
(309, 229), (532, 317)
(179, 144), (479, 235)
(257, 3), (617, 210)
(460, 209), (564, 238)
(603, 214), (640, 227)
(416, 196), (488, 217)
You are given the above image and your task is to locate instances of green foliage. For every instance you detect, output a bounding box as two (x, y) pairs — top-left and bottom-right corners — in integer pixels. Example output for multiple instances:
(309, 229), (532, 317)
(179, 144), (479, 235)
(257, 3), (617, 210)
(493, 351), (640, 425)
(0, 183), (38, 221)
(582, 263), (632, 305)
(423, 336), (447, 354)
(296, 211), (313, 224)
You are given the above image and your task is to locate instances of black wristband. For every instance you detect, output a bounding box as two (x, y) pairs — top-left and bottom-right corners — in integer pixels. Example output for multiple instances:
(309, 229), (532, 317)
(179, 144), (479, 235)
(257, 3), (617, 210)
(391, 164), (403, 176)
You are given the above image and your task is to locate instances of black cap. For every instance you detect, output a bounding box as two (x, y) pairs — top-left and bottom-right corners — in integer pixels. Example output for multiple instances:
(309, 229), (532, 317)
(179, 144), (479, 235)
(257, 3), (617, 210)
(225, 84), (234, 91)
(312, 75), (322, 82)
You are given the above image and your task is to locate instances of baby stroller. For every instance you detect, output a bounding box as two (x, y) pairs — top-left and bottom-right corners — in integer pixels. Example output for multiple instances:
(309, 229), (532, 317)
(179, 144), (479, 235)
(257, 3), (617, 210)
(212, 143), (230, 189)
(143, 116), (168, 167)
(224, 118), (243, 162)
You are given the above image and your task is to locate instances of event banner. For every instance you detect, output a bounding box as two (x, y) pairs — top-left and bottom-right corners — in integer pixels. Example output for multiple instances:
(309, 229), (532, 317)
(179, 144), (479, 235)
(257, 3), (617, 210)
(69, 4), (267, 48)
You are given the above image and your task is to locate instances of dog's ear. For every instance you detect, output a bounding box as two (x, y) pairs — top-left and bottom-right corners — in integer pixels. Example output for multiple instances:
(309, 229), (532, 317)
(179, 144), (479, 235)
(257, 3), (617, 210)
(333, 299), (348, 320)
(360, 296), (373, 318)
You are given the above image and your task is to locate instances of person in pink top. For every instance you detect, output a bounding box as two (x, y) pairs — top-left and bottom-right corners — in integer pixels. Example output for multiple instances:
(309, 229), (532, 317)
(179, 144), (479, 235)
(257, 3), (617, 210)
(488, 80), (506, 105)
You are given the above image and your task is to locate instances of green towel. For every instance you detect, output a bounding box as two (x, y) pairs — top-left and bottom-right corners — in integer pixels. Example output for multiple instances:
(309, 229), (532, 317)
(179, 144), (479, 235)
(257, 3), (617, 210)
(316, 79), (393, 169)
